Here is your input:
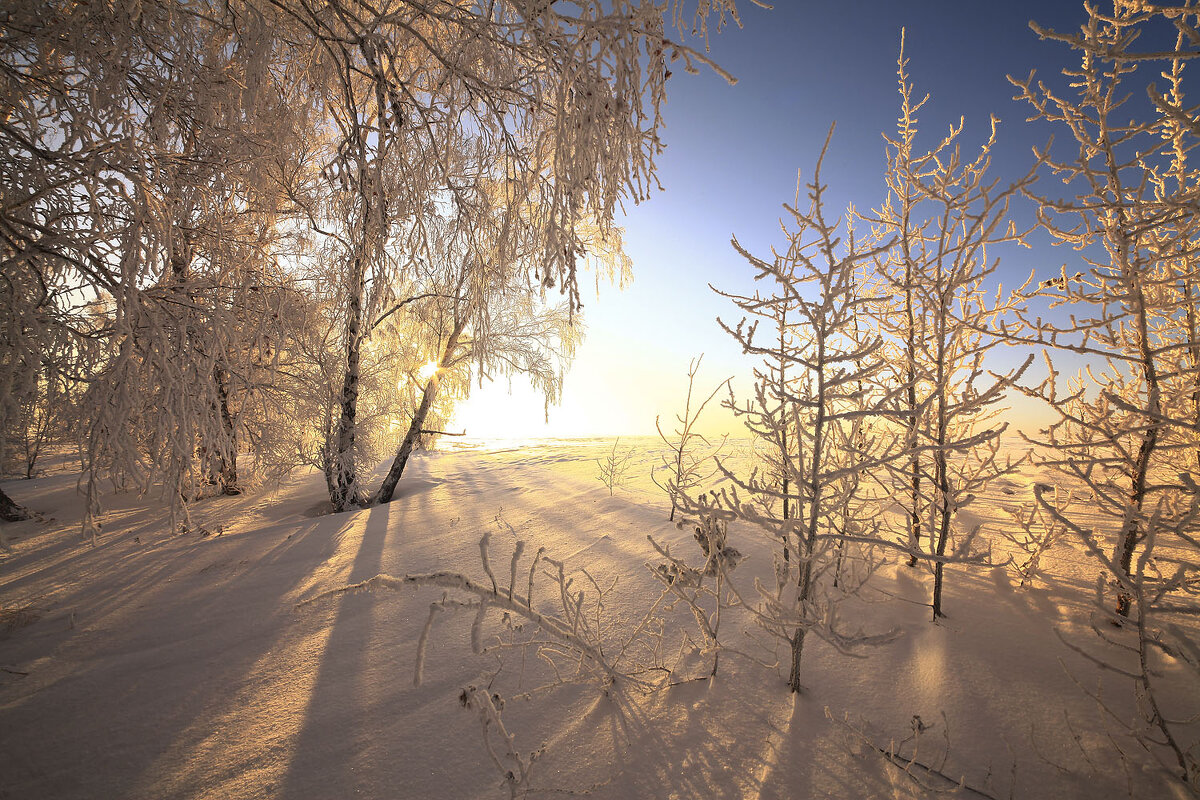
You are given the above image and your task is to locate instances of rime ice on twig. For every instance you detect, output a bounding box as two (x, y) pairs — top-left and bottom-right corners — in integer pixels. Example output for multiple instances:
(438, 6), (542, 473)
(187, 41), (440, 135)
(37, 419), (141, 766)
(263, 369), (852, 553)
(865, 31), (1036, 619)
(696, 124), (918, 692)
(1007, 3), (1200, 791)
(596, 439), (635, 497)
(653, 355), (731, 521)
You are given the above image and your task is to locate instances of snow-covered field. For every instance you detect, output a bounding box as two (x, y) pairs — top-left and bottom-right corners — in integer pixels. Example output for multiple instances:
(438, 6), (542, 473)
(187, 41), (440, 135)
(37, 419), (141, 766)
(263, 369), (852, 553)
(0, 438), (1194, 799)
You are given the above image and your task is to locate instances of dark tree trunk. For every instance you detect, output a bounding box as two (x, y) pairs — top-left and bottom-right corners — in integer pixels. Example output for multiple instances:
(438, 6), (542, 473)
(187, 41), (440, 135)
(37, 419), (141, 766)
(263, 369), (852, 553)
(788, 624), (807, 692)
(0, 486), (28, 522)
(375, 377), (438, 505)
(214, 362), (239, 495)
(904, 266), (921, 568)
(931, 449), (952, 620)
(331, 266), (366, 513)
(931, 327), (951, 620)
(788, 335), (826, 694)
(1114, 284), (1162, 618)
(1115, 428), (1157, 617)
(373, 317), (466, 505)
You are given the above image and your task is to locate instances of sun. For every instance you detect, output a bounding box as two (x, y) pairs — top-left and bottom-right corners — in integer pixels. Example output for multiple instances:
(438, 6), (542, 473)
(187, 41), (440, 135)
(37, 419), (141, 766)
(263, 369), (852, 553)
(417, 359), (440, 382)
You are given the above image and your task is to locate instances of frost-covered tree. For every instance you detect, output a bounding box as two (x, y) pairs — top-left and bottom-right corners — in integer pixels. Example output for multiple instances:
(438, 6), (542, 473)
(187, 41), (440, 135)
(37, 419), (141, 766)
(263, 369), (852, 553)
(1, 0), (305, 535)
(372, 203), (588, 505)
(871, 35), (930, 569)
(0, 0), (754, 529)
(0, 251), (54, 517)
(869, 37), (1035, 619)
(282, 277), (407, 506)
(1008, 2), (1200, 788)
(693, 129), (909, 692)
(758, 281), (799, 537)
(5, 324), (79, 480)
(244, 0), (742, 510)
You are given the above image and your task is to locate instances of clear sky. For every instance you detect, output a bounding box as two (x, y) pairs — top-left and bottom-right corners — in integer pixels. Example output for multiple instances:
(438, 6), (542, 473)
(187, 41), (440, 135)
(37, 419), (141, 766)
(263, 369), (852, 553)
(452, 0), (1090, 440)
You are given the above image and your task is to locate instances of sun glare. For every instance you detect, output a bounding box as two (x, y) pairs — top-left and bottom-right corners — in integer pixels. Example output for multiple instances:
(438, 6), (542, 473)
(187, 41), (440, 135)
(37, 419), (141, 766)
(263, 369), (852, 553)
(417, 359), (440, 382)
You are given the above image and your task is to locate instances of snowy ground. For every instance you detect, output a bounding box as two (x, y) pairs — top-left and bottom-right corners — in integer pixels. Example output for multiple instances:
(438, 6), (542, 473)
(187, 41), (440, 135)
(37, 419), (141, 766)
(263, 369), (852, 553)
(0, 438), (1195, 799)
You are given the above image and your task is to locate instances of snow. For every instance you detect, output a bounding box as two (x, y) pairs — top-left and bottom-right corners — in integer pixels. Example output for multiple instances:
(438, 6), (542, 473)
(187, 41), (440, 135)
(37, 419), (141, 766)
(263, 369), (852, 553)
(0, 438), (1193, 799)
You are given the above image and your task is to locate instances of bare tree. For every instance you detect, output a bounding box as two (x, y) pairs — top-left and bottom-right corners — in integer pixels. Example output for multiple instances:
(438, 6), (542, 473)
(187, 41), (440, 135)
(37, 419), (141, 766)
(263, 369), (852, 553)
(653, 354), (730, 521)
(869, 36), (1035, 619)
(694, 128), (912, 692)
(875, 32), (930, 569)
(1008, 2), (1200, 789)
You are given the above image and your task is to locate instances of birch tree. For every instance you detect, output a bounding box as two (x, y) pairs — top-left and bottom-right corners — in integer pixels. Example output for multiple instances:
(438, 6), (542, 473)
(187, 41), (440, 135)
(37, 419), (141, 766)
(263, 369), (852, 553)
(1, 0), (755, 528)
(263, 0), (747, 510)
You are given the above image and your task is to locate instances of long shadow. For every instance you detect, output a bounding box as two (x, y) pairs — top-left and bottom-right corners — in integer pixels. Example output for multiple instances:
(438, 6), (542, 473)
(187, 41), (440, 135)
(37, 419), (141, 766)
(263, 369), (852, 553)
(270, 464), (478, 796)
(120, 508), (381, 797)
(274, 498), (403, 797)
(361, 450), (780, 795)
(0, 508), (163, 600)
(0, 499), (368, 800)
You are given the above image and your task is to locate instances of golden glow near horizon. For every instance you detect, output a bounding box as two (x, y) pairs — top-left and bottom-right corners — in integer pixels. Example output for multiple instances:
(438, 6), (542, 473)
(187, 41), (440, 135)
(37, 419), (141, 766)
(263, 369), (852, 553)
(452, 363), (1058, 443)
(450, 287), (1060, 442)
(451, 305), (748, 441)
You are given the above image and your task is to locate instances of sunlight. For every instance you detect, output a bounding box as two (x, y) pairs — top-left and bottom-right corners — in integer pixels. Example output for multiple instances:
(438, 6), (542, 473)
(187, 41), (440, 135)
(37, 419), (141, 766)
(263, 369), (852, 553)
(9, 2), (1200, 797)
(417, 359), (440, 382)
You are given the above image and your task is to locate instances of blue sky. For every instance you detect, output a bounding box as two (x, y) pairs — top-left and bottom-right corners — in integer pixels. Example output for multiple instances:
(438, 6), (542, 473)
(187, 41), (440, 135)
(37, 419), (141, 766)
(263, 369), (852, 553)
(453, 0), (1092, 439)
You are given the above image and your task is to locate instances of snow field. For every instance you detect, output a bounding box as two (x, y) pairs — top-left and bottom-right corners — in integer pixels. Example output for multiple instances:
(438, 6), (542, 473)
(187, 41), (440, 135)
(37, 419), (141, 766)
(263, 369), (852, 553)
(0, 439), (1194, 799)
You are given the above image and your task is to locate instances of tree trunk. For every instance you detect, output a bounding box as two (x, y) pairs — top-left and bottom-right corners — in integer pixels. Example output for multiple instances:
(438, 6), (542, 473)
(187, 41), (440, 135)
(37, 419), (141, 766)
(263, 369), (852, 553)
(373, 316), (467, 505)
(787, 624), (807, 692)
(931, 299), (951, 620)
(214, 362), (240, 495)
(375, 377), (437, 505)
(0, 486), (28, 522)
(789, 335), (826, 693)
(1113, 278), (1161, 617)
(904, 264), (921, 567)
(330, 266), (365, 513)
(931, 450), (952, 620)
(1115, 428), (1156, 617)
(788, 516), (821, 692)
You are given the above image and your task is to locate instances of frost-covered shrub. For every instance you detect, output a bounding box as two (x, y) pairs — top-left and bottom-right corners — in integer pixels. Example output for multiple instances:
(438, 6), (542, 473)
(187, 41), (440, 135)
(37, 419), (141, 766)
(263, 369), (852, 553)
(692, 129), (919, 692)
(596, 439), (635, 497)
(867, 33), (1034, 618)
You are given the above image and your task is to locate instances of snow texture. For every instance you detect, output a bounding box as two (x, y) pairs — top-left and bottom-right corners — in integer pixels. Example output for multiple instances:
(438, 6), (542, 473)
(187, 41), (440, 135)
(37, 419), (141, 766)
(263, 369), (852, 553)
(1, 439), (1195, 799)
